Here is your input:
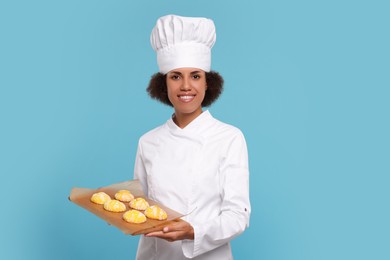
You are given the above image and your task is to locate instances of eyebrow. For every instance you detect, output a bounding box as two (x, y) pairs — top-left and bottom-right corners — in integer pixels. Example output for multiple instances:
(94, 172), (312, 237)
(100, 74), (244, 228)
(169, 70), (202, 75)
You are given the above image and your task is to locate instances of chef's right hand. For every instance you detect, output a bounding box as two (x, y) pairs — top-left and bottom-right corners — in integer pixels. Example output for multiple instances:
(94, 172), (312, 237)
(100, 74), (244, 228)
(145, 219), (194, 242)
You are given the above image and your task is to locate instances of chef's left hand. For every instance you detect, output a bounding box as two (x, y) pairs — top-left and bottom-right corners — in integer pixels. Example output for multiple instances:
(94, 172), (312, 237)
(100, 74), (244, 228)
(145, 219), (194, 242)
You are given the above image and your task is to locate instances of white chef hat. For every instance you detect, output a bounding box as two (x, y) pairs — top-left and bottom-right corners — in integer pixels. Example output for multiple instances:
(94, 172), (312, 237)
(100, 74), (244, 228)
(150, 14), (216, 74)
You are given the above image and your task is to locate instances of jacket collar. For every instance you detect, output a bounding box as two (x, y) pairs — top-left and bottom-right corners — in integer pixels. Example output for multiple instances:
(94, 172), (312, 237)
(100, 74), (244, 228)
(166, 110), (214, 137)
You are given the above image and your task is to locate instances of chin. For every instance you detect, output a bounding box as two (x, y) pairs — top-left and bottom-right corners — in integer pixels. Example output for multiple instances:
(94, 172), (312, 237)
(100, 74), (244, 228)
(175, 106), (202, 115)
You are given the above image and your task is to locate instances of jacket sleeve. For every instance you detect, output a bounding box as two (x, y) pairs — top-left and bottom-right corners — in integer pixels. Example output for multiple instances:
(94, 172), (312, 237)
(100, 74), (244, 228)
(133, 141), (148, 196)
(182, 131), (251, 258)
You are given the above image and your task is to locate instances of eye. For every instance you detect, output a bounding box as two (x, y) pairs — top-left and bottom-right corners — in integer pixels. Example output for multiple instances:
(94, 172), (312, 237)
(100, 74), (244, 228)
(192, 74), (201, 79)
(170, 75), (180, 80)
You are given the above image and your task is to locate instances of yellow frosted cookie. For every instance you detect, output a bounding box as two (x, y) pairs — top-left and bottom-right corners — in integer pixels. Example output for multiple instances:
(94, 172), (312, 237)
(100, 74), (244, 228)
(90, 192), (111, 205)
(129, 198), (149, 210)
(103, 199), (126, 212)
(144, 205), (168, 220)
(114, 190), (134, 202)
(123, 210), (147, 224)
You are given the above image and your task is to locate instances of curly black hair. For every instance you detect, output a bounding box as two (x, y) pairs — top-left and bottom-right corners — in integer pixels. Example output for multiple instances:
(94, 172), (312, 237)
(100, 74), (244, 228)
(146, 71), (224, 107)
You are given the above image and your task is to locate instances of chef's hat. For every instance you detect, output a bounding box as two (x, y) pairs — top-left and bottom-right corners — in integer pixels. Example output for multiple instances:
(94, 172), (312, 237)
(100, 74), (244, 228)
(150, 14), (216, 74)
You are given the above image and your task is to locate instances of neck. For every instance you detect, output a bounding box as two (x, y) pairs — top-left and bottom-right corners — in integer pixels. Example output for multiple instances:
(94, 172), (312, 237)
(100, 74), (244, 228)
(173, 109), (203, 129)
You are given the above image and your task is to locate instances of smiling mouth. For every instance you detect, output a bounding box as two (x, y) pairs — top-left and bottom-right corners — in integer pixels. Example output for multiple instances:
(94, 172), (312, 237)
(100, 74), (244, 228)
(178, 95), (195, 102)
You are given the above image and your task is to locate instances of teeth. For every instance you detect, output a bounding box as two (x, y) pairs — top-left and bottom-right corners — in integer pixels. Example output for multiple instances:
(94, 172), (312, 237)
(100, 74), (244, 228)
(179, 95), (194, 101)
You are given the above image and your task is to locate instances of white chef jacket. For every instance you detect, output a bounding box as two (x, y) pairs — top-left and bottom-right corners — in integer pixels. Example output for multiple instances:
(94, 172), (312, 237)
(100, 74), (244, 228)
(133, 110), (250, 260)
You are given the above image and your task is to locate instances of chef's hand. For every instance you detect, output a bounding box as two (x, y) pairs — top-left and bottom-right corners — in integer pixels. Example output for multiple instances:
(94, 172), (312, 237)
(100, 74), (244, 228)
(145, 219), (194, 242)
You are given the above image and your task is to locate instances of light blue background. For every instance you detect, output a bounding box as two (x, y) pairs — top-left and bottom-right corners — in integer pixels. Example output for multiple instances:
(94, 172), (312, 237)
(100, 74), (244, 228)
(1, 0), (389, 259)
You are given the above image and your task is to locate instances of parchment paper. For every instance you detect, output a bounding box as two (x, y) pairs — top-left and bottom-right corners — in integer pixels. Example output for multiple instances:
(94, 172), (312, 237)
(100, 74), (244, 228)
(69, 180), (183, 235)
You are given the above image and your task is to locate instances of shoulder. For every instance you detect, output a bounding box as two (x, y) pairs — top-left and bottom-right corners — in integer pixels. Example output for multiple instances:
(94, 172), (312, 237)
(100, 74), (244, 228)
(208, 116), (249, 160)
(204, 115), (247, 149)
(138, 123), (167, 144)
(211, 116), (246, 139)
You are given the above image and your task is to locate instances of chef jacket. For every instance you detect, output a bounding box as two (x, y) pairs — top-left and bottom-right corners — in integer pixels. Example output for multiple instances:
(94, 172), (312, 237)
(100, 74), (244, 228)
(134, 110), (251, 259)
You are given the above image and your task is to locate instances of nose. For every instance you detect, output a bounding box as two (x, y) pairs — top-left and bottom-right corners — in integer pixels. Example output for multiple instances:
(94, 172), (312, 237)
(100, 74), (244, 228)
(180, 76), (191, 91)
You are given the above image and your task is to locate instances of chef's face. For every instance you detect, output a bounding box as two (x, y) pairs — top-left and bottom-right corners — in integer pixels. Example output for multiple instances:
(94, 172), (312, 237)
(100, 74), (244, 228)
(166, 67), (207, 117)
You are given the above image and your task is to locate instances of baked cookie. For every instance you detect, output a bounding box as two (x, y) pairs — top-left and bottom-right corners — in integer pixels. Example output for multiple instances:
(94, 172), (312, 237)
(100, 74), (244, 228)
(129, 198), (149, 210)
(144, 205), (168, 220)
(123, 210), (147, 224)
(114, 190), (134, 202)
(90, 192), (111, 205)
(103, 199), (126, 212)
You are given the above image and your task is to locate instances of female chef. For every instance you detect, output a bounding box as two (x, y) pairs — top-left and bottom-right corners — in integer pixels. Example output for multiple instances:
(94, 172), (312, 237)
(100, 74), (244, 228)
(133, 15), (251, 259)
